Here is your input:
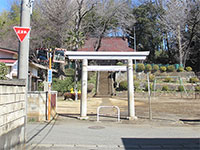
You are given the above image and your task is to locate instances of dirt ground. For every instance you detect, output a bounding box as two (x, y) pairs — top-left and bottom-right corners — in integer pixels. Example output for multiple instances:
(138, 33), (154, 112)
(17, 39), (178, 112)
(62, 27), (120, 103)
(56, 92), (200, 126)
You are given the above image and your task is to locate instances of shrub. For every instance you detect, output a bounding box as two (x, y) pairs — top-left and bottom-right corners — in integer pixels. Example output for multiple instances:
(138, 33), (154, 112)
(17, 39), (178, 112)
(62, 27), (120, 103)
(133, 75), (137, 80)
(116, 62), (123, 66)
(189, 77), (199, 83)
(164, 77), (172, 82)
(52, 77), (73, 94)
(65, 68), (74, 76)
(167, 65), (176, 72)
(162, 85), (169, 91)
(178, 67), (184, 72)
(195, 86), (200, 91)
(160, 66), (167, 72)
(144, 83), (153, 91)
(119, 81), (128, 91)
(153, 65), (159, 72)
(134, 82), (140, 91)
(137, 63), (145, 72)
(88, 72), (96, 84)
(133, 64), (136, 71)
(38, 82), (44, 91)
(149, 74), (155, 82)
(177, 85), (184, 92)
(0, 62), (8, 80)
(145, 64), (152, 72)
(186, 66), (192, 72)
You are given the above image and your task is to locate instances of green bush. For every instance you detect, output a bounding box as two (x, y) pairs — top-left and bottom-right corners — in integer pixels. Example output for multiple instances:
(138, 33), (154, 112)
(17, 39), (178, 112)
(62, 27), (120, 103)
(186, 66), (192, 72)
(134, 82), (140, 91)
(162, 85), (169, 91)
(65, 68), (74, 76)
(144, 83), (153, 91)
(177, 85), (184, 92)
(160, 66), (167, 72)
(119, 81), (128, 91)
(167, 65), (176, 72)
(38, 82), (44, 91)
(0, 62), (8, 80)
(153, 65), (159, 72)
(189, 77), (199, 83)
(133, 64), (136, 70)
(88, 72), (96, 84)
(137, 63), (145, 72)
(164, 77), (172, 82)
(145, 64), (152, 72)
(52, 77), (74, 94)
(133, 75), (137, 80)
(116, 62), (123, 66)
(149, 74), (155, 82)
(195, 86), (200, 91)
(178, 67), (184, 72)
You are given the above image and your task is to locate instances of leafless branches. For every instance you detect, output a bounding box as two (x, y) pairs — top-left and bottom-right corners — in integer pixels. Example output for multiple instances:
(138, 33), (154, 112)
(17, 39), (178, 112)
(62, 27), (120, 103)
(161, 0), (194, 67)
(85, 0), (135, 51)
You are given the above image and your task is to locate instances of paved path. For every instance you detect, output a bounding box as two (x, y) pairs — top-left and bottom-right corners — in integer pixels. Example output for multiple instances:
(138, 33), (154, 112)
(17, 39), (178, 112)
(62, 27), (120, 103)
(26, 115), (200, 150)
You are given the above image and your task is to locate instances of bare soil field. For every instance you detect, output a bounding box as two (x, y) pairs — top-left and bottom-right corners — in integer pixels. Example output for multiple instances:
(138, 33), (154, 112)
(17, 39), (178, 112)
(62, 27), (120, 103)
(56, 92), (200, 126)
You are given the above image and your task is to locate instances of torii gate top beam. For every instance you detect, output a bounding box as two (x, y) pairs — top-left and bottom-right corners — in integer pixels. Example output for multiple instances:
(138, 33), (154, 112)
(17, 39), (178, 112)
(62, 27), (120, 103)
(65, 51), (150, 60)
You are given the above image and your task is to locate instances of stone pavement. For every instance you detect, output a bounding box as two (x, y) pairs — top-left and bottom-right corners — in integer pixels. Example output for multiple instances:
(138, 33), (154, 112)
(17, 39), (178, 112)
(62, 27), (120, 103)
(26, 115), (200, 150)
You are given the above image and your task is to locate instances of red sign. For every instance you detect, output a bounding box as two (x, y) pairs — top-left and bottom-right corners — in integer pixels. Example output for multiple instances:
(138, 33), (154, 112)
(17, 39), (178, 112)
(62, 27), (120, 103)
(13, 26), (31, 42)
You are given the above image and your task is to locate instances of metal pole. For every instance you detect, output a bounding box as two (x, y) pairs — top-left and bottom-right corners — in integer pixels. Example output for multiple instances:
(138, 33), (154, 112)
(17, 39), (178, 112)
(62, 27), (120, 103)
(147, 73), (152, 120)
(48, 49), (52, 121)
(153, 79), (157, 98)
(74, 60), (78, 101)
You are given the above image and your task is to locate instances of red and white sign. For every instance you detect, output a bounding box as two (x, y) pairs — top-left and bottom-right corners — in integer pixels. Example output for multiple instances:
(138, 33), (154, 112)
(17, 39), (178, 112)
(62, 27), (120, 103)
(13, 26), (31, 42)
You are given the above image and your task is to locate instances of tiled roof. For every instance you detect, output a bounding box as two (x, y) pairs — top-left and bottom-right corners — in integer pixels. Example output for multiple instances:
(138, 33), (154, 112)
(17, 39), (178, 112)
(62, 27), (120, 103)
(0, 47), (18, 54)
(0, 59), (17, 64)
(78, 37), (134, 52)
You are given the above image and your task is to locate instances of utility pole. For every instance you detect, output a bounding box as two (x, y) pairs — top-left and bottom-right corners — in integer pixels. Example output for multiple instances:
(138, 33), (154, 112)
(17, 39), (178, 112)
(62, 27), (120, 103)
(18, 0), (31, 80)
(18, 0), (32, 144)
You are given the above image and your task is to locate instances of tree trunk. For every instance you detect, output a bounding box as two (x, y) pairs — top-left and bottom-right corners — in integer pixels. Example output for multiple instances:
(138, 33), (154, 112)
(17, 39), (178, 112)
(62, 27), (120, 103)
(177, 25), (183, 67)
(59, 63), (65, 80)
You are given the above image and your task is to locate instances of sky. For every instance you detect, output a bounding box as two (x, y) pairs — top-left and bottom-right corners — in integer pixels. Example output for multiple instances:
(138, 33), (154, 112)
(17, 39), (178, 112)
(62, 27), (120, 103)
(0, 0), (13, 12)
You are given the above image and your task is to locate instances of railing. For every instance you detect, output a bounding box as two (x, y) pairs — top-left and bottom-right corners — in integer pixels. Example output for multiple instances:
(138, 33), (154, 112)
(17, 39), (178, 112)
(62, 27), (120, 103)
(97, 106), (120, 122)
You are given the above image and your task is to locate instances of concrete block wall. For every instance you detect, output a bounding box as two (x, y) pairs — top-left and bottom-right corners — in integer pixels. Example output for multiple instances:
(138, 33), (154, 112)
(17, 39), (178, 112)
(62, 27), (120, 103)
(27, 91), (57, 122)
(27, 91), (47, 122)
(0, 80), (26, 150)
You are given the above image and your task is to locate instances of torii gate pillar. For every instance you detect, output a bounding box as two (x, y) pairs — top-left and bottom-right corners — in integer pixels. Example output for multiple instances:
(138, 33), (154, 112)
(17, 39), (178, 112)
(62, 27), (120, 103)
(79, 59), (88, 120)
(127, 59), (137, 120)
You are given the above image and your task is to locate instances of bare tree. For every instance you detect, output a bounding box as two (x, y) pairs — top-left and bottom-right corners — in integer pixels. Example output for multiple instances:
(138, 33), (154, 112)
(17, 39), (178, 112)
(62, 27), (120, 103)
(161, 0), (192, 67)
(64, 0), (96, 50)
(32, 0), (96, 81)
(85, 0), (136, 51)
(32, 0), (73, 48)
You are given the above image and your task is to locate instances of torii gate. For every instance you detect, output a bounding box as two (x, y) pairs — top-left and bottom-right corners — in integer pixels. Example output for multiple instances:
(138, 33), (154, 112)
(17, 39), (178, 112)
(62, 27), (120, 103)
(65, 51), (149, 120)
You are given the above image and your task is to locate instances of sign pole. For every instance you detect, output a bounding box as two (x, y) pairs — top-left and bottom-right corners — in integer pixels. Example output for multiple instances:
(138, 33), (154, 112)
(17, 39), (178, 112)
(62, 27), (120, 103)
(17, 0), (31, 146)
(18, 0), (31, 79)
(48, 49), (52, 121)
